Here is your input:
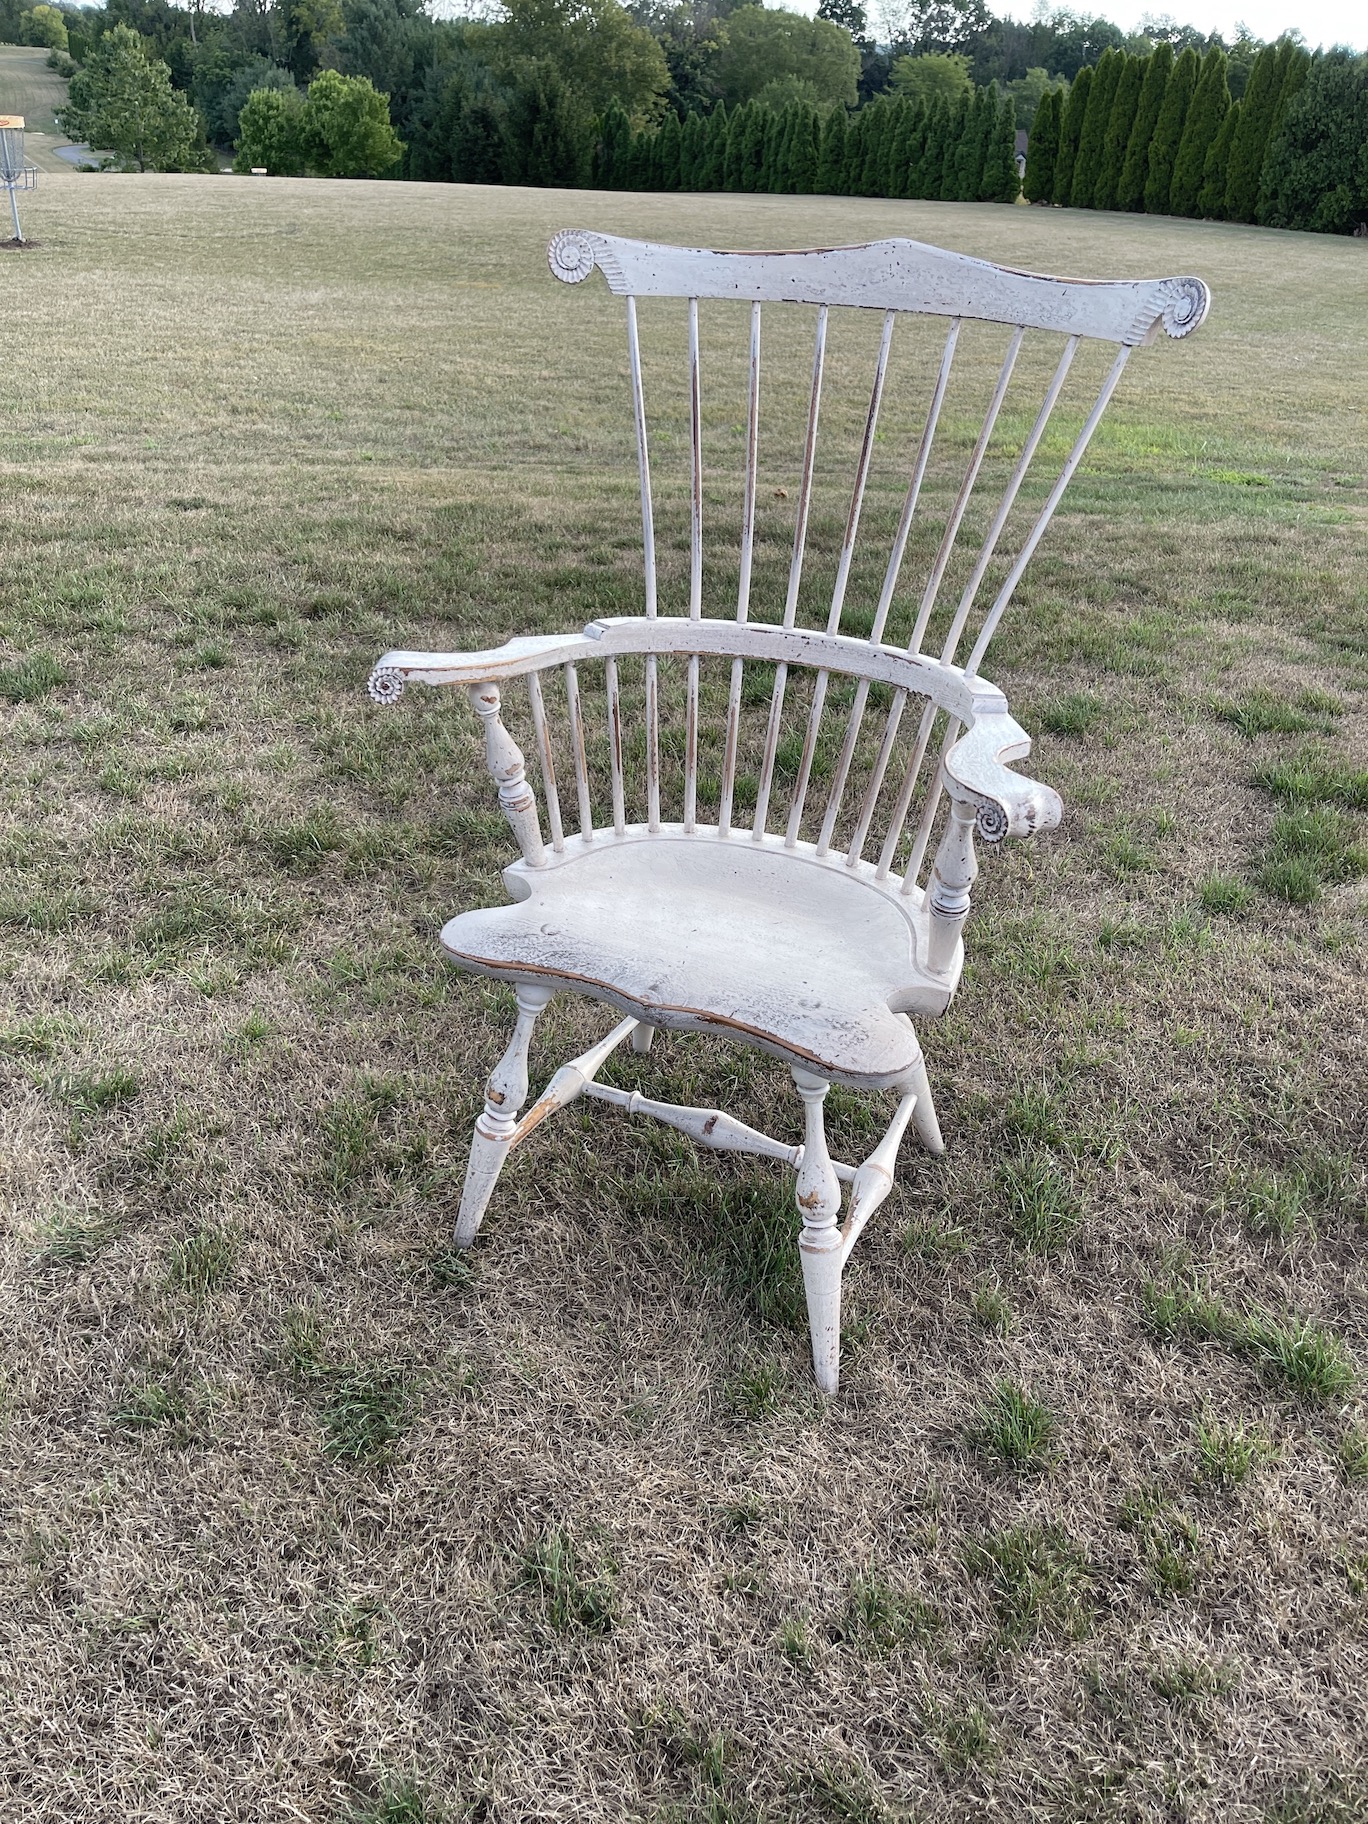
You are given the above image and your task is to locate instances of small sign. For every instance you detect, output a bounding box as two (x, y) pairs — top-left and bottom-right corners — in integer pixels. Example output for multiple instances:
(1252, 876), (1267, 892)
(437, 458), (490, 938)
(0, 116), (24, 129)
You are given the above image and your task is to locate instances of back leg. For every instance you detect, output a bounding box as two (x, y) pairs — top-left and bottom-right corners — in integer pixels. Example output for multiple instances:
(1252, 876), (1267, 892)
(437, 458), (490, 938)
(905, 1048), (944, 1155)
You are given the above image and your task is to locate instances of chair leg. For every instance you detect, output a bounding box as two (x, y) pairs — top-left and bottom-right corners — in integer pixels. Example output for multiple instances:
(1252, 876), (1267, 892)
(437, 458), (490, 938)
(792, 1067), (845, 1396)
(905, 1048), (945, 1156)
(456, 984), (552, 1247)
(630, 1021), (655, 1055)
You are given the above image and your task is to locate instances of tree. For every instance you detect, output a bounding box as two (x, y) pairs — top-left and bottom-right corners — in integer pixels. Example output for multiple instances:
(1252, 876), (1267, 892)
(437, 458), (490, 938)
(1116, 41), (1170, 212)
(480, 0), (669, 124)
(678, 106), (704, 187)
(1050, 61), (1089, 210)
(502, 57), (590, 186)
(20, 5), (67, 50)
(723, 97), (748, 189)
(57, 23), (210, 172)
(1196, 95), (1237, 217)
(889, 51), (972, 109)
(299, 67), (403, 175)
(791, 103), (820, 192)
(979, 89), (1018, 201)
(885, 0), (990, 56)
(938, 88), (968, 198)
(1254, 40), (1311, 222)
(233, 84), (306, 172)
(1023, 84), (1060, 203)
(713, 6), (859, 112)
(1003, 66), (1061, 131)
(816, 0), (868, 49)
(594, 97), (631, 186)
(1221, 39), (1279, 222)
(1257, 49), (1368, 235)
(1093, 52), (1141, 211)
(912, 94), (946, 196)
(700, 99), (728, 188)
(815, 102), (847, 193)
(1143, 43), (1197, 215)
(1169, 46), (1228, 217)
(740, 92), (768, 188)
(1069, 44), (1118, 208)
(280, 0), (345, 86)
(654, 108), (680, 186)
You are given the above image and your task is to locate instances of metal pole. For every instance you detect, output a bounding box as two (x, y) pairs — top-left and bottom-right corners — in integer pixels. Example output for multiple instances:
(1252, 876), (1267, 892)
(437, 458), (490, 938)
(6, 181), (21, 243)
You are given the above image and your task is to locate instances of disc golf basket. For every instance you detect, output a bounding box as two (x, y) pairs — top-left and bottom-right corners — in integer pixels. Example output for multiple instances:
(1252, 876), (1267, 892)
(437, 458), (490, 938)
(0, 116), (36, 243)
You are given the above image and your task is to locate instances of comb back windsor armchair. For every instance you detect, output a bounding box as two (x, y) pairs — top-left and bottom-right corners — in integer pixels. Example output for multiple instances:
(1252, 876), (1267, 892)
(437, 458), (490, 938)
(369, 229), (1210, 1394)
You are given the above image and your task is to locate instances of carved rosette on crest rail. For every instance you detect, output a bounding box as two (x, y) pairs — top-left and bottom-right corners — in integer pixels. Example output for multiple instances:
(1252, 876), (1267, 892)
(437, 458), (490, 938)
(547, 230), (598, 286)
(1156, 276), (1209, 339)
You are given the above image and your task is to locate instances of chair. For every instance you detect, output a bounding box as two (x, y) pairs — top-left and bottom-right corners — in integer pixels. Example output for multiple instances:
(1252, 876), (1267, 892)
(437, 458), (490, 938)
(368, 229), (1210, 1393)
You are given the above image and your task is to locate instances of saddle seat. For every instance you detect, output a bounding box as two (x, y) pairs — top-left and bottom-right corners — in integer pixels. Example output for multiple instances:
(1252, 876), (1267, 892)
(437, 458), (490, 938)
(440, 828), (959, 1091)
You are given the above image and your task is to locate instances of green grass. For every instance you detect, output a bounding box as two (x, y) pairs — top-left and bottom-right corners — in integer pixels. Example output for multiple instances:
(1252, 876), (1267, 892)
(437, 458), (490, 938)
(2, 180), (1366, 1820)
(517, 1527), (617, 1635)
(970, 1379), (1058, 1471)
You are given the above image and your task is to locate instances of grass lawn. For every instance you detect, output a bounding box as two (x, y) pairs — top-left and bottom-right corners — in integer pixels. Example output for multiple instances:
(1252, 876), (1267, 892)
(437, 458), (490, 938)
(1, 174), (1365, 1824)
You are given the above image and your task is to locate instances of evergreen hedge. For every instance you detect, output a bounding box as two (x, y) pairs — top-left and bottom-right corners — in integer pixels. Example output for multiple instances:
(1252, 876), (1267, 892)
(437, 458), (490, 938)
(1019, 32), (1356, 234)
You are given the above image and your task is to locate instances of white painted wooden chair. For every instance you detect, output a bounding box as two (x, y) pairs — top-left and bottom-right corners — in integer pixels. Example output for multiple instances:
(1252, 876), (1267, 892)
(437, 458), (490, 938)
(369, 230), (1209, 1393)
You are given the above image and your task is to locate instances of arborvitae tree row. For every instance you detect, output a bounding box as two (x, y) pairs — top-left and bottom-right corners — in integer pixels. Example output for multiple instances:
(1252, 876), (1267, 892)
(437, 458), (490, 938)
(1143, 44), (1198, 214)
(1169, 46), (1229, 217)
(1116, 40), (1171, 211)
(1024, 86), (1061, 202)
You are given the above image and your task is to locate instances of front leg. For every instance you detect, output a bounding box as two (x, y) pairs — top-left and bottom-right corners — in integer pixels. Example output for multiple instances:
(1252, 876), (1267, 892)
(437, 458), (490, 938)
(792, 1068), (845, 1396)
(457, 984), (553, 1246)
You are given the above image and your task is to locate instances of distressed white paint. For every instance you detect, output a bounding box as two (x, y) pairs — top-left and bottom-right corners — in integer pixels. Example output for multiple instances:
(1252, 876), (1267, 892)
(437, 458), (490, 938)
(371, 228), (1210, 1397)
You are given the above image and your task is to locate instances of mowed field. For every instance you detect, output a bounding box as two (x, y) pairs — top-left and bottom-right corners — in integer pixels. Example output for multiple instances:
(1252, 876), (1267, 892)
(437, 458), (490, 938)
(0, 176), (1365, 1824)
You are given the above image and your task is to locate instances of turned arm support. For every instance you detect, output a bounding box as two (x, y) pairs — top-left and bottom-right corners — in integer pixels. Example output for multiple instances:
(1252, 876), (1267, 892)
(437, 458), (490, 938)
(925, 710), (1062, 977)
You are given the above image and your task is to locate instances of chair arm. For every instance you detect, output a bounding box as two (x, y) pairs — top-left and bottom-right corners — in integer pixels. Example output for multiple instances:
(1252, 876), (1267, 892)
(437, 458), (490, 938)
(944, 709), (1062, 845)
(367, 632), (598, 703)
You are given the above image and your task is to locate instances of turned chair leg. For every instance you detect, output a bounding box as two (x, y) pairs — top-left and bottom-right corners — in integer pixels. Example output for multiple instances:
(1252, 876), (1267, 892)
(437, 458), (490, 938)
(456, 984), (553, 1247)
(904, 1048), (944, 1155)
(792, 1067), (845, 1396)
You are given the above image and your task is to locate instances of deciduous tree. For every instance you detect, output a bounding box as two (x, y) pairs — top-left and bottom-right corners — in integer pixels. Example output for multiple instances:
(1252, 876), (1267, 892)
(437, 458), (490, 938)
(300, 67), (403, 175)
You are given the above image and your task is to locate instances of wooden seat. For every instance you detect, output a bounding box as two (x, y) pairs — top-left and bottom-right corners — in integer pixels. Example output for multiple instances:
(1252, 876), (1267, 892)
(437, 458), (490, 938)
(443, 828), (949, 1089)
(369, 228), (1210, 1395)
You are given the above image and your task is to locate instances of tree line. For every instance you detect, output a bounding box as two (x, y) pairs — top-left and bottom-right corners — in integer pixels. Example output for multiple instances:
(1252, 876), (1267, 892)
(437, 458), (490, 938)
(1024, 36), (1367, 235)
(2, 0), (1364, 232)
